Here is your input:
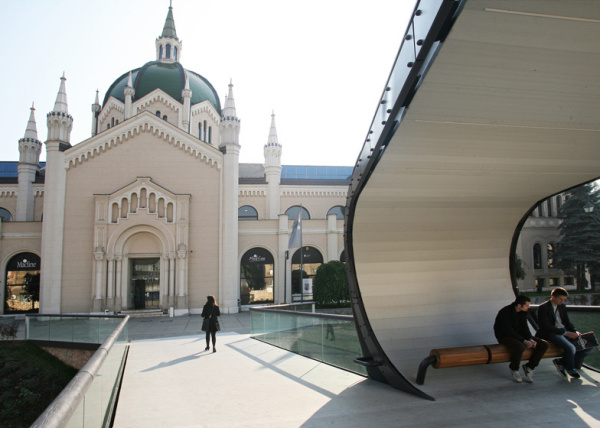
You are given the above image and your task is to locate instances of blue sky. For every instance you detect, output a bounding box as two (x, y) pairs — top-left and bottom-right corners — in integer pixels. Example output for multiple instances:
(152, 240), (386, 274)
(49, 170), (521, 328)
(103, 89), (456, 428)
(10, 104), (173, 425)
(0, 0), (415, 166)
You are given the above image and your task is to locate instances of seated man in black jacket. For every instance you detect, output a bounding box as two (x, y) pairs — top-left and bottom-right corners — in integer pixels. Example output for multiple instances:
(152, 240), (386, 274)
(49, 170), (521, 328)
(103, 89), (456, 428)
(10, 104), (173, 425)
(494, 295), (548, 383)
(535, 287), (595, 379)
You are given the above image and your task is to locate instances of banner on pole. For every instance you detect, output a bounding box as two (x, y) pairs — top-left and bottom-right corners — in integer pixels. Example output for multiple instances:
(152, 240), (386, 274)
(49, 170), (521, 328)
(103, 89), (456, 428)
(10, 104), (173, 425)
(288, 210), (302, 249)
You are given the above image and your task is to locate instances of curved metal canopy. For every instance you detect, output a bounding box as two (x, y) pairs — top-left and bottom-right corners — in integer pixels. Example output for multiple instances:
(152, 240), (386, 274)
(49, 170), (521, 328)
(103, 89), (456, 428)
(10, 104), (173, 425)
(346, 0), (600, 399)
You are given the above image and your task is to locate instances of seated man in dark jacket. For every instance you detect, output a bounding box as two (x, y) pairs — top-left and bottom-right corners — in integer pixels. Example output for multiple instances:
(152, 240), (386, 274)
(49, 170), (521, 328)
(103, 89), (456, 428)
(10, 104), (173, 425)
(535, 287), (595, 379)
(494, 295), (548, 383)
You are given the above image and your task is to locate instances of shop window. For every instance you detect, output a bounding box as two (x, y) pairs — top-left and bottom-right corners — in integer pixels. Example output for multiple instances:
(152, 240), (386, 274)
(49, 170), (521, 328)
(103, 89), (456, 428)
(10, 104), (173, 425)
(240, 248), (274, 305)
(291, 246), (323, 299)
(4, 252), (40, 314)
(238, 206), (258, 221)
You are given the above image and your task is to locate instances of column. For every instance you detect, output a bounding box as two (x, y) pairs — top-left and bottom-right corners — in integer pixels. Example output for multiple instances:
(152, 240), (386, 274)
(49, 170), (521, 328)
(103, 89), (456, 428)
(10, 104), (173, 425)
(115, 255), (123, 312)
(93, 250), (104, 312)
(107, 256), (115, 310)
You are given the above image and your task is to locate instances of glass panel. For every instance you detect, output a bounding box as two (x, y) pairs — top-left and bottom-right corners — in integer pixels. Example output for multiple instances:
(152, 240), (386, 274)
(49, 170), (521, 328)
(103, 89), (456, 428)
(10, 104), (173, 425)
(251, 308), (366, 376)
(567, 311), (600, 369)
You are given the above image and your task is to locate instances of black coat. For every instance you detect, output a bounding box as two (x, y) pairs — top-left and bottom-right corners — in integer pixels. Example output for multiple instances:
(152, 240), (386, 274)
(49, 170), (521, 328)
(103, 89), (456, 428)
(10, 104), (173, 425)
(201, 303), (220, 332)
(535, 300), (575, 340)
(494, 303), (533, 341)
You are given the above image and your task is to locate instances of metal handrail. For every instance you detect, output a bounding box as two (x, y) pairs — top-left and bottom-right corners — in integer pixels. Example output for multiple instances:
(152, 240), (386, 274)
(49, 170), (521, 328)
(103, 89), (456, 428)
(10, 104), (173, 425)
(30, 315), (129, 428)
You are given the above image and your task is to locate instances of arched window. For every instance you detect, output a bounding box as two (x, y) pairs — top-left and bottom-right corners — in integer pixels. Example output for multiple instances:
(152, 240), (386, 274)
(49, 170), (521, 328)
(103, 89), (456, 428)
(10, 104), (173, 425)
(208, 126), (212, 144)
(533, 243), (542, 270)
(159, 45), (163, 59)
(291, 246), (323, 299)
(0, 208), (13, 222)
(163, 115), (168, 121)
(238, 206), (258, 221)
(285, 205), (310, 220)
(547, 243), (555, 268)
(166, 44), (171, 59)
(174, 47), (178, 61)
(198, 122), (202, 139)
(156, 110), (161, 117)
(240, 248), (274, 305)
(327, 206), (345, 220)
(340, 250), (346, 263)
(202, 120), (207, 141)
(546, 199), (553, 217)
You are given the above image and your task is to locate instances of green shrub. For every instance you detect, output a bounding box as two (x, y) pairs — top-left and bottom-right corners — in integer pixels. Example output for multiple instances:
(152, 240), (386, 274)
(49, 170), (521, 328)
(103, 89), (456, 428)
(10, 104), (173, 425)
(312, 261), (350, 306)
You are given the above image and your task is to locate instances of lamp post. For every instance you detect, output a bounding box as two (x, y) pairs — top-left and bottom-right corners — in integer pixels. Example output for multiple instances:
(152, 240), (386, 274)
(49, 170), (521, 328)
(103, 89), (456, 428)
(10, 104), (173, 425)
(584, 202), (600, 224)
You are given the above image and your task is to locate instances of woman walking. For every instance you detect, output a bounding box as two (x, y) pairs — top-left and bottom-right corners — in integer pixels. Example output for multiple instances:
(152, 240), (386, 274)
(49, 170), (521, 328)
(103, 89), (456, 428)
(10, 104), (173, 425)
(201, 295), (220, 352)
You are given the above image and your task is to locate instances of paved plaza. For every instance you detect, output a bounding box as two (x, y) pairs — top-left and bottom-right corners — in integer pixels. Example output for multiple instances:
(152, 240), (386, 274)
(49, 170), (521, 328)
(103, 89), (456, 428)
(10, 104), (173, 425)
(112, 312), (600, 427)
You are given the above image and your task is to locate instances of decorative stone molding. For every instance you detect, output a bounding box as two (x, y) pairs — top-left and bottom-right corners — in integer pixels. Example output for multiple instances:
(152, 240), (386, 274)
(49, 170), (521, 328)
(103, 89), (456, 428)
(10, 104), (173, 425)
(239, 188), (266, 197)
(190, 102), (221, 123)
(280, 187), (348, 198)
(65, 113), (222, 170)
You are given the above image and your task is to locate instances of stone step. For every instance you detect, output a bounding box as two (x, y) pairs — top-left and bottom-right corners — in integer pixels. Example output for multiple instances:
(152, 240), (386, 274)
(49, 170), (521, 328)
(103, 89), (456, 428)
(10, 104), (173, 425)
(119, 309), (166, 318)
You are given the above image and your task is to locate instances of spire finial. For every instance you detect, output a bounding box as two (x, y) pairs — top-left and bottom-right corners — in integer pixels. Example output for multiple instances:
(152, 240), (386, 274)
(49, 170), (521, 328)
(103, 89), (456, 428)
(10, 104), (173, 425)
(53, 73), (69, 114)
(23, 102), (39, 141)
(266, 111), (280, 147)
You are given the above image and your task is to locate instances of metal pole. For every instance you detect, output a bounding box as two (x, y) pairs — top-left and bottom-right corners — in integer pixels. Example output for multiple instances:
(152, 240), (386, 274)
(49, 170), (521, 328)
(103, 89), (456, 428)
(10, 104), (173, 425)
(300, 246), (304, 303)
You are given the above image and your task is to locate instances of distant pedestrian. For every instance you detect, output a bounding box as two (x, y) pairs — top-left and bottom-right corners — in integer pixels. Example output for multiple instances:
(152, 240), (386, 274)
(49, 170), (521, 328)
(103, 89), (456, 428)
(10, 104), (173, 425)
(201, 295), (220, 352)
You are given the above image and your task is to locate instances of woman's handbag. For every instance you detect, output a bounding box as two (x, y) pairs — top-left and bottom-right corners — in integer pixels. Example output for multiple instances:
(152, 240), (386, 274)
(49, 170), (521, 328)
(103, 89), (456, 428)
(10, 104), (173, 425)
(214, 318), (221, 331)
(201, 317), (210, 332)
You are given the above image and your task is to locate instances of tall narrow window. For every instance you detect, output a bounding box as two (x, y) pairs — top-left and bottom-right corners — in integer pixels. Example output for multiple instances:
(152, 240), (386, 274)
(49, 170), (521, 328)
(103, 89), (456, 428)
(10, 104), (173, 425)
(159, 45), (163, 59)
(533, 243), (542, 269)
(202, 120), (207, 141)
(121, 198), (128, 218)
(198, 122), (202, 139)
(208, 126), (212, 144)
(166, 44), (171, 59)
(547, 243), (555, 268)
(130, 193), (138, 213)
(174, 47), (178, 61)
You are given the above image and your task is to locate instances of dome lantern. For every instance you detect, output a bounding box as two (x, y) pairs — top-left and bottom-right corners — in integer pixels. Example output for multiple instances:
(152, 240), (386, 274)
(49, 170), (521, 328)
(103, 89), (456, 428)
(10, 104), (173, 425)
(156, 2), (182, 63)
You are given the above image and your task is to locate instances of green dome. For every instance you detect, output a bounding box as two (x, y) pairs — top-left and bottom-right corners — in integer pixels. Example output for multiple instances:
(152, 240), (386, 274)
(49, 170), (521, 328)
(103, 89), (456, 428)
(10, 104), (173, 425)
(103, 61), (221, 113)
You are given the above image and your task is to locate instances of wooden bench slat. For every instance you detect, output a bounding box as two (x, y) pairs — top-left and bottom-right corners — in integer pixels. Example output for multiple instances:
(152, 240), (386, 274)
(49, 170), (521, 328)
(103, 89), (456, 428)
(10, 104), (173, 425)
(430, 346), (489, 368)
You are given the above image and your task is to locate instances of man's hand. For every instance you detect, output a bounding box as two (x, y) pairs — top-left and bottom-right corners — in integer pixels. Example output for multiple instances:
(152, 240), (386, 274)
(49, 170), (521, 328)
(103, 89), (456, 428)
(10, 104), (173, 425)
(565, 331), (580, 339)
(524, 339), (536, 348)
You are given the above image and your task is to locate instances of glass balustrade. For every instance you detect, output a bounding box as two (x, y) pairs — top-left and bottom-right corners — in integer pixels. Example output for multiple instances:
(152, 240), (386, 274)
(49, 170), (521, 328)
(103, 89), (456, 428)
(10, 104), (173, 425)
(251, 305), (366, 376)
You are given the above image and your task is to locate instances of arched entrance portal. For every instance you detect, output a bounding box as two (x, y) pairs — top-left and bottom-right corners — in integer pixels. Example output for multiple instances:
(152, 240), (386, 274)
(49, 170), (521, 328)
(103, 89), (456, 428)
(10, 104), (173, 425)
(240, 248), (274, 305)
(291, 246), (323, 301)
(4, 252), (40, 313)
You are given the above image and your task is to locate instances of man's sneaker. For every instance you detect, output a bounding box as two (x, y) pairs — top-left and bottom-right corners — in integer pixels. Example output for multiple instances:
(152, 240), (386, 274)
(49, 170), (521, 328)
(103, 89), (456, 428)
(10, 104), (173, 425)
(521, 364), (534, 383)
(553, 359), (567, 378)
(511, 369), (522, 383)
(568, 370), (581, 379)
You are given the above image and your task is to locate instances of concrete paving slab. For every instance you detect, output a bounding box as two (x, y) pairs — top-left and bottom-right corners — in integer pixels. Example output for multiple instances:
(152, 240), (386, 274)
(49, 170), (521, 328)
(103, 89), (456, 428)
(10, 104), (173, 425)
(113, 313), (600, 427)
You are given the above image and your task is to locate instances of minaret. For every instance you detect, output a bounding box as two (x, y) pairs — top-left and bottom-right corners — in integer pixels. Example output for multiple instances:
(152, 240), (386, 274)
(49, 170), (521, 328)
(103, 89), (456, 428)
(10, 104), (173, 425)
(181, 73), (191, 131)
(219, 80), (241, 313)
(156, 2), (182, 63)
(16, 104), (42, 221)
(124, 72), (135, 120)
(91, 90), (101, 136)
(40, 73), (73, 314)
(264, 112), (282, 220)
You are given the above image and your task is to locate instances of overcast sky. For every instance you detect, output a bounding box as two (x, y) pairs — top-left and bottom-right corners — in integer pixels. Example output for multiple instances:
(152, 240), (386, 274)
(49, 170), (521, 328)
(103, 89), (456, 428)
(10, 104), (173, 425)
(1, 0), (415, 166)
